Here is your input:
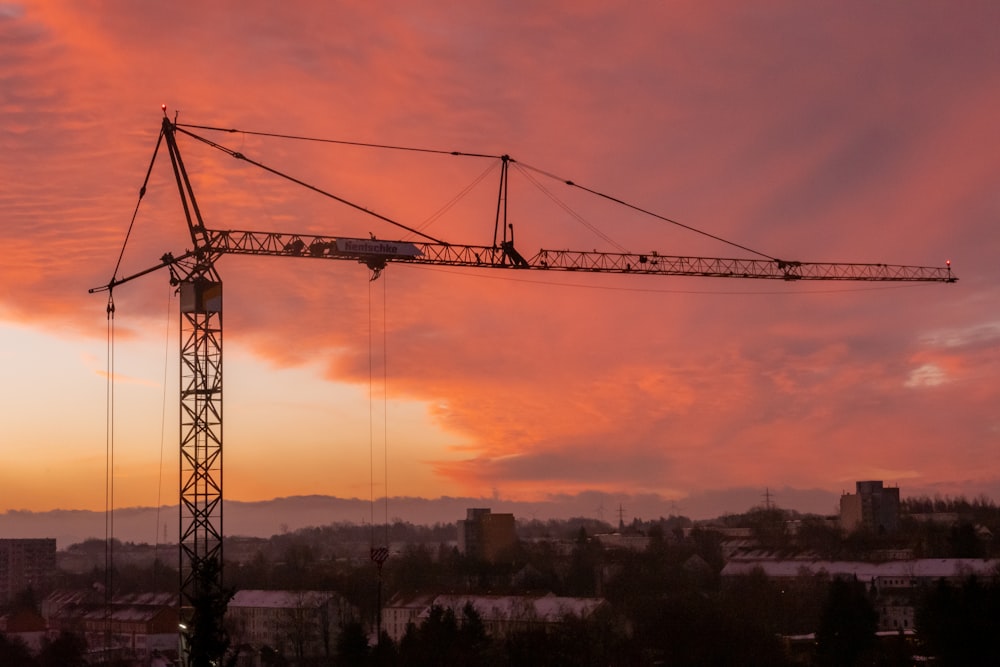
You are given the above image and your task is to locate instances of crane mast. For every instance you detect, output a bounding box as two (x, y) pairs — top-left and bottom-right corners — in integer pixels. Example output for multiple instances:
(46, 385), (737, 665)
(92, 115), (955, 665)
(160, 121), (227, 662)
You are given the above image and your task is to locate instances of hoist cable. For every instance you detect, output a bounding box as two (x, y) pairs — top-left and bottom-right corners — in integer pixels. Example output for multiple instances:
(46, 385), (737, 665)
(367, 275), (391, 547)
(104, 294), (116, 649)
(382, 273), (389, 545)
(154, 285), (173, 585)
(368, 279), (375, 549)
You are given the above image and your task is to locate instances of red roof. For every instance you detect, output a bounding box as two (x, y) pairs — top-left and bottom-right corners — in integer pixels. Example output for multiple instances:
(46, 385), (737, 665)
(2, 609), (47, 633)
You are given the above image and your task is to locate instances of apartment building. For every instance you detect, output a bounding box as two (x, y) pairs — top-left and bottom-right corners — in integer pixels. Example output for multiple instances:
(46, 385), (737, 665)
(0, 538), (57, 605)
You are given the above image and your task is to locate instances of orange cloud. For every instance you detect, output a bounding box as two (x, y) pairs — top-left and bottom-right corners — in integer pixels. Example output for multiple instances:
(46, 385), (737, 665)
(2, 0), (998, 513)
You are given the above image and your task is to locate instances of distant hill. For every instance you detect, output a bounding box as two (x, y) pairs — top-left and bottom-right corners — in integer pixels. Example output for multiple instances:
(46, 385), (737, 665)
(0, 487), (840, 548)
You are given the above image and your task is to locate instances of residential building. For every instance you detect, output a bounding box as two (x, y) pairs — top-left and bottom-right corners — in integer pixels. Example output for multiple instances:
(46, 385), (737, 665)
(382, 592), (608, 643)
(42, 591), (179, 664)
(0, 538), (57, 605)
(0, 608), (47, 652)
(227, 589), (357, 665)
(457, 508), (517, 562)
(381, 592), (437, 644)
(721, 557), (1000, 632)
(593, 532), (650, 552)
(840, 481), (900, 533)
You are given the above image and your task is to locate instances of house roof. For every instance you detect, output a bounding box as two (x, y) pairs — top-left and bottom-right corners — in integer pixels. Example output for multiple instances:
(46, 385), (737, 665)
(81, 605), (175, 623)
(384, 592), (438, 609)
(229, 590), (340, 609)
(419, 593), (606, 623)
(1, 609), (47, 633)
(43, 589), (95, 609)
(44, 590), (178, 624)
(112, 592), (177, 606)
(721, 558), (1000, 580)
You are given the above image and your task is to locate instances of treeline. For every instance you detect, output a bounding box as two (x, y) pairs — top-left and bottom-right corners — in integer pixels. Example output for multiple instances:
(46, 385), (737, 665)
(700, 500), (1000, 561)
(0, 632), (87, 667)
(339, 541), (1000, 666)
(902, 494), (1000, 517)
(14, 504), (1000, 665)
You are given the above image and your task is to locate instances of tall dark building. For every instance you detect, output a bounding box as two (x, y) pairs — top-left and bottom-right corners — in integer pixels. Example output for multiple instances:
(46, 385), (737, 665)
(840, 481), (900, 534)
(0, 538), (57, 604)
(457, 508), (517, 562)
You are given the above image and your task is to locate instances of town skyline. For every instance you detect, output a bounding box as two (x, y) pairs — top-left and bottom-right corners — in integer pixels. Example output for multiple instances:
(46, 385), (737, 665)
(1, 482), (993, 552)
(2, 1), (998, 517)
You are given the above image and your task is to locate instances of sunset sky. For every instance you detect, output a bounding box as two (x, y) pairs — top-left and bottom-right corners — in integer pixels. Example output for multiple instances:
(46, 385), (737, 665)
(2, 1), (998, 520)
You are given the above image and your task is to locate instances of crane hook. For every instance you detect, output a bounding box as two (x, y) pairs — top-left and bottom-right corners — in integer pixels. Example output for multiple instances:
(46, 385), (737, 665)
(365, 257), (387, 281)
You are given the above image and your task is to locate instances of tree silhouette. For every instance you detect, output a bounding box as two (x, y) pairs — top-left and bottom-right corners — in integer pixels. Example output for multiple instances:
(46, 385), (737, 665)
(0, 632), (36, 667)
(186, 557), (235, 667)
(335, 620), (369, 666)
(397, 603), (492, 667)
(816, 576), (877, 667)
(917, 575), (1000, 666)
(38, 631), (87, 667)
(948, 522), (986, 558)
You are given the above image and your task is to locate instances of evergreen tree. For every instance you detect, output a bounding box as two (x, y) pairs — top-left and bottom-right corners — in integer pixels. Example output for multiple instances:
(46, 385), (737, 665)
(0, 632), (36, 667)
(816, 576), (877, 667)
(186, 557), (235, 667)
(38, 631), (87, 667)
(917, 575), (1000, 666)
(335, 621), (368, 666)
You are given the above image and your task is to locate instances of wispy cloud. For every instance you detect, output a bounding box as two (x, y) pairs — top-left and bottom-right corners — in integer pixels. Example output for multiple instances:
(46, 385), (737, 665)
(93, 369), (160, 389)
(905, 364), (949, 389)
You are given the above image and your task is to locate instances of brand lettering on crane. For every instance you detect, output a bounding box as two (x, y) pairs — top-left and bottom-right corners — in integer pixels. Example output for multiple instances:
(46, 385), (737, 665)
(337, 238), (422, 257)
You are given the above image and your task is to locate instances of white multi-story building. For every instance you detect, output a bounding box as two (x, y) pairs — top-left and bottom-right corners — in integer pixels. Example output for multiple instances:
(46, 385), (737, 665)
(382, 591), (607, 643)
(227, 589), (357, 664)
(0, 539), (57, 605)
(722, 557), (1000, 632)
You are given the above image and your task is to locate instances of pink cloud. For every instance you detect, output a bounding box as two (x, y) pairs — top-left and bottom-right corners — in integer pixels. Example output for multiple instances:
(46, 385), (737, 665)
(2, 1), (998, 511)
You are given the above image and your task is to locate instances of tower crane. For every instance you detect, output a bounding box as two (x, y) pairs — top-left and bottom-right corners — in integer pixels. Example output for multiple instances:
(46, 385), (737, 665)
(91, 112), (955, 665)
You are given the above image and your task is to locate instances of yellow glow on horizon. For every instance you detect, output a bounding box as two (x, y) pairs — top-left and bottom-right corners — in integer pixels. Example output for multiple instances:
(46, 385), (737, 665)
(0, 321), (469, 512)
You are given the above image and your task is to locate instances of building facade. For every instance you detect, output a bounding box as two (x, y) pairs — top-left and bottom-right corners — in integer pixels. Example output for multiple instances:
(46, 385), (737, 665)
(42, 591), (179, 665)
(457, 508), (517, 562)
(381, 592), (437, 644)
(722, 558), (1000, 632)
(382, 592), (608, 643)
(227, 589), (357, 665)
(0, 538), (57, 605)
(840, 480), (900, 533)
